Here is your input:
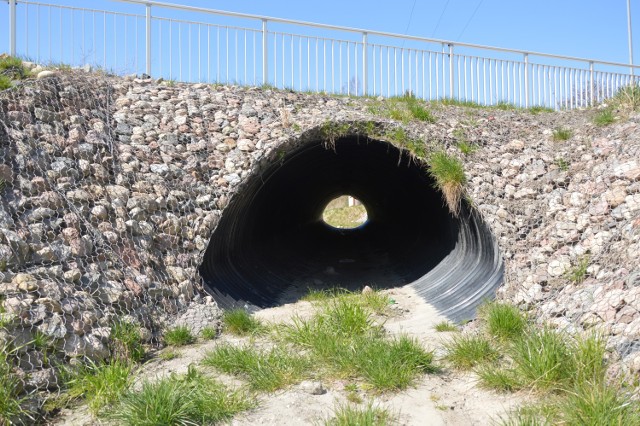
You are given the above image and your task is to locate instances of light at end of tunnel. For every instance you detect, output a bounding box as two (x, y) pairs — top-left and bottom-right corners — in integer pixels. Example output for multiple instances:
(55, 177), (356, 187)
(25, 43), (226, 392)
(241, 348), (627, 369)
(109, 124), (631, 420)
(322, 195), (369, 229)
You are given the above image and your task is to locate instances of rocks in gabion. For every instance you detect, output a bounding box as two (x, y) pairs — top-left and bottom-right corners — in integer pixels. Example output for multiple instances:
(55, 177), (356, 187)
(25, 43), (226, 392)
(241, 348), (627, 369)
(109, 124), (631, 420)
(0, 70), (639, 384)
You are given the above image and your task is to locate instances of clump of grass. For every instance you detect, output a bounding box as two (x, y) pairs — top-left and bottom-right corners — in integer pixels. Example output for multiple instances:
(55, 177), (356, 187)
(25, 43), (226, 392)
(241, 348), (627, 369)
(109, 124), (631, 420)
(528, 105), (554, 114)
(0, 345), (32, 424)
(444, 334), (499, 369)
(63, 360), (133, 415)
(159, 349), (180, 361)
(202, 344), (310, 392)
(494, 101), (516, 110)
(0, 75), (12, 90)
(434, 321), (458, 332)
(302, 287), (391, 315)
(323, 203), (368, 229)
(593, 109), (615, 126)
(558, 380), (640, 425)
(324, 402), (394, 426)
(222, 309), (264, 336)
(200, 326), (218, 340)
(110, 320), (145, 363)
(406, 98), (436, 122)
(552, 127), (572, 141)
(0, 56), (27, 80)
(509, 327), (574, 391)
(106, 366), (254, 425)
(456, 140), (477, 155)
(554, 157), (570, 171)
(164, 325), (195, 347)
(428, 151), (467, 216)
(478, 301), (527, 341)
(612, 84), (640, 111)
(476, 366), (520, 392)
(565, 255), (590, 284)
(438, 98), (483, 108)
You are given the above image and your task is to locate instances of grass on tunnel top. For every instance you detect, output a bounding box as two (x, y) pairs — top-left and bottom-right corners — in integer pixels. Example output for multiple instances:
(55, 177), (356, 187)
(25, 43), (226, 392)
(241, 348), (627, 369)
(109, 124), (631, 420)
(322, 204), (368, 229)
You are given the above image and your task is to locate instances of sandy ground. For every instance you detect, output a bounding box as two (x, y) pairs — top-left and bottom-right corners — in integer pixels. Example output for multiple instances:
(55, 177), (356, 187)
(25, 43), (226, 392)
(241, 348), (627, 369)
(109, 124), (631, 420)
(54, 285), (526, 425)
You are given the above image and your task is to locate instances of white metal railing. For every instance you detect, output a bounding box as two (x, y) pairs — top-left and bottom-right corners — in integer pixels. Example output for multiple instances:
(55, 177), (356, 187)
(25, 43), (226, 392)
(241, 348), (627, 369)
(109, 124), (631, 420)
(4, 0), (640, 109)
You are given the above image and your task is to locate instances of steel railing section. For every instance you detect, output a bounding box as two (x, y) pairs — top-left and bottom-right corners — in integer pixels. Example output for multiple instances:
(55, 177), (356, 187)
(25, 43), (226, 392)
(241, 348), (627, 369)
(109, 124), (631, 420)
(4, 0), (640, 109)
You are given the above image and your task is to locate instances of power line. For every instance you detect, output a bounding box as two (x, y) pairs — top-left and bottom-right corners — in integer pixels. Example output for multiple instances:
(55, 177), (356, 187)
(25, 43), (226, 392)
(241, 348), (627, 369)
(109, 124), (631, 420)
(431, 0), (451, 38)
(457, 0), (484, 41)
(401, 0), (418, 47)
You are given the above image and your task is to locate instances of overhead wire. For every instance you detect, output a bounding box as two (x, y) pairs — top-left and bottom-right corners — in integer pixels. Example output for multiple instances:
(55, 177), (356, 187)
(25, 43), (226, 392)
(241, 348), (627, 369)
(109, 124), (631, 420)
(457, 0), (484, 41)
(431, 0), (451, 38)
(401, 0), (418, 47)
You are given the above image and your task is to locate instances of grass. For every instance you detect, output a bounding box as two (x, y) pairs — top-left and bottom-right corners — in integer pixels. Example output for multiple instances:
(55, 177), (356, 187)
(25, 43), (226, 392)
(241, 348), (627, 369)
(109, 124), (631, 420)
(428, 150), (467, 216)
(110, 320), (145, 363)
(367, 95), (435, 124)
(164, 325), (195, 347)
(478, 301), (527, 341)
(222, 309), (264, 336)
(456, 140), (477, 155)
(528, 105), (554, 114)
(554, 158), (570, 171)
(62, 360), (133, 415)
(434, 321), (458, 332)
(200, 326), (218, 340)
(323, 203), (368, 229)
(202, 344), (310, 392)
(159, 349), (180, 361)
(0, 75), (12, 90)
(281, 296), (436, 391)
(593, 109), (615, 126)
(565, 255), (590, 284)
(476, 366), (519, 392)
(552, 127), (572, 141)
(0, 56), (28, 80)
(0, 345), (32, 424)
(324, 403), (394, 426)
(301, 287), (391, 315)
(611, 83), (640, 111)
(443, 334), (499, 369)
(106, 366), (254, 425)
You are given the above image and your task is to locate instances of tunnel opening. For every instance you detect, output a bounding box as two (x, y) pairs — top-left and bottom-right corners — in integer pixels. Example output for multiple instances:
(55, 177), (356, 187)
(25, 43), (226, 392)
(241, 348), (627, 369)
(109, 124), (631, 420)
(200, 132), (503, 322)
(321, 195), (369, 229)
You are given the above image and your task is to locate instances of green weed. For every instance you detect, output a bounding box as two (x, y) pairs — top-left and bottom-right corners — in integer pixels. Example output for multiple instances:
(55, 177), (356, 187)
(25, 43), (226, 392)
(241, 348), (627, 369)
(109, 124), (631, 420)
(552, 127), (572, 141)
(222, 309), (264, 336)
(593, 109), (615, 126)
(200, 326), (218, 340)
(565, 255), (590, 284)
(164, 326), (195, 347)
(0, 75), (12, 90)
(434, 321), (458, 332)
(444, 334), (499, 369)
(428, 151), (467, 216)
(110, 320), (145, 363)
(202, 344), (310, 392)
(324, 402), (394, 426)
(0, 56), (27, 80)
(478, 301), (527, 341)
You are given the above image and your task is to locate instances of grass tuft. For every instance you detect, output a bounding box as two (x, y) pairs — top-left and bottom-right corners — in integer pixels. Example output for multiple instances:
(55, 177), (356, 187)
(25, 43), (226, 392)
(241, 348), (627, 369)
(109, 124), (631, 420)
(202, 344), (310, 392)
(324, 402), (394, 426)
(63, 360), (133, 415)
(478, 301), (527, 341)
(0, 56), (27, 80)
(428, 151), (467, 216)
(564, 255), (590, 284)
(110, 320), (145, 363)
(222, 309), (264, 336)
(164, 325), (195, 347)
(200, 326), (218, 340)
(444, 334), (499, 369)
(434, 321), (458, 332)
(476, 366), (520, 392)
(612, 84), (640, 111)
(106, 365), (254, 425)
(593, 109), (615, 126)
(552, 127), (572, 141)
(0, 75), (12, 90)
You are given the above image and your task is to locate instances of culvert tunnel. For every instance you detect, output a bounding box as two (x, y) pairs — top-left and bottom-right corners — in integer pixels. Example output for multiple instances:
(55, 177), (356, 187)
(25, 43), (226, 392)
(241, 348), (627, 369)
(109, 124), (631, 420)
(200, 133), (503, 322)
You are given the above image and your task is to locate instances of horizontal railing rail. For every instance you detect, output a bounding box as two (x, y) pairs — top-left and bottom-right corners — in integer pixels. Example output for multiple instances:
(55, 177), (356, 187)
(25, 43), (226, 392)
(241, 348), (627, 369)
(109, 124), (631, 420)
(4, 0), (640, 109)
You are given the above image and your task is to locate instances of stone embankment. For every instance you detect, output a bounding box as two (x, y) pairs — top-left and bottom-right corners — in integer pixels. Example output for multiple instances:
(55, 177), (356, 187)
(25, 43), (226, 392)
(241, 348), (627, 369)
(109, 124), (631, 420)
(0, 70), (639, 400)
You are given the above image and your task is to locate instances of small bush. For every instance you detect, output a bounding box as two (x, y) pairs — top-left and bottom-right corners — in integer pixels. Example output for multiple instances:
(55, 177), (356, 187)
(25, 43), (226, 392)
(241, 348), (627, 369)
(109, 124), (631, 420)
(202, 344), (310, 392)
(444, 334), (499, 369)
(593, 109), (615, 126)
(612, 84), (640, 111)
(63, 360), (133, 414)
(434, 321), (458, 332)
(110, 320), (145, 363)
(478, 301), (527, 341)
(164, 325), (195, 347)
(222, 309), (264, 336)
(106, 366), (254, 425)
(324, 402), (394, 426)
(428, 151), (467, 216)
(552, 127), (572, 141)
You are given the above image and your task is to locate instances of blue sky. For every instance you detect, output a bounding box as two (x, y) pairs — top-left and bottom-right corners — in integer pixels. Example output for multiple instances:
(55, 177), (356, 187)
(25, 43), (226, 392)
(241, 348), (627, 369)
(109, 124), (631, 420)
(1, 0), (637, 105)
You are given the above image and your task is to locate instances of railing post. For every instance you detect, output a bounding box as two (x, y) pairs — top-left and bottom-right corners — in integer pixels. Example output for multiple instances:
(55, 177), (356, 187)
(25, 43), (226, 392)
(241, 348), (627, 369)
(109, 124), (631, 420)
(589, 61), (594, 106)
(9, 0), (17, 57)
(448, 44), (454, 99)
(524, 53), (529, 108)
(145, 4), (152, 75)
(362, 32), (368, 96)
(262, 19), (268, 85)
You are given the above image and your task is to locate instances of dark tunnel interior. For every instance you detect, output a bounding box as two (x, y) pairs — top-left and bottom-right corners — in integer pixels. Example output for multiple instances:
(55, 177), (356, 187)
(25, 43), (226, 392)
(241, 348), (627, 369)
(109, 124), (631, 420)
(199, 135), (503, 322)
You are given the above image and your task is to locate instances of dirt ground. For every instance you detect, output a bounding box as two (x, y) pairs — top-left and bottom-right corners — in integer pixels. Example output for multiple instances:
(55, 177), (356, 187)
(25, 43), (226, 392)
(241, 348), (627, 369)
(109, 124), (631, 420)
(55, 285), (527, 425)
